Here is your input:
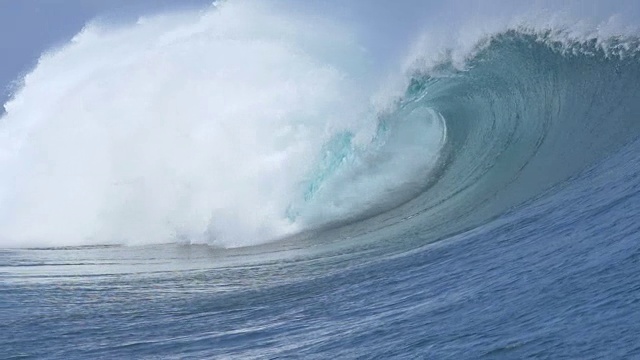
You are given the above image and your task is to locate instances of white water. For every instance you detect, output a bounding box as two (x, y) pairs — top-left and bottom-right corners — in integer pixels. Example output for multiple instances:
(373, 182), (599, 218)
(0, 1), (445, 248)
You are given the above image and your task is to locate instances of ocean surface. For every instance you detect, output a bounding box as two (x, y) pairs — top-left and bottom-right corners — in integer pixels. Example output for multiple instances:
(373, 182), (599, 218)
(2, 1), (640, 359)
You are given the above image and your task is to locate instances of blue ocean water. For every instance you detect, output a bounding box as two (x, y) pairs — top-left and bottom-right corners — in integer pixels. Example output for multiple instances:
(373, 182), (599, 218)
(2, 2), (640, 359)
(3, 138), (640, 359)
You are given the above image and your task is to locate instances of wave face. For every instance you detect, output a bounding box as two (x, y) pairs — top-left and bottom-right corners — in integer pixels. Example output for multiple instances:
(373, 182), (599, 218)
(367, 30), (640, 247)
(1, 1), (640, 251)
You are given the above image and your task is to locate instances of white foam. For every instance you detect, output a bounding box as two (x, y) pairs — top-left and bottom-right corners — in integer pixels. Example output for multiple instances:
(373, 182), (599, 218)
(0, 1), (388, 248)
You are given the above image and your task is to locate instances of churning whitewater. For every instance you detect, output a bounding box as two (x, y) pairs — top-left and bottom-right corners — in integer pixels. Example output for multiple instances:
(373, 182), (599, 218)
(0, 1), (446, 248)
